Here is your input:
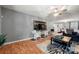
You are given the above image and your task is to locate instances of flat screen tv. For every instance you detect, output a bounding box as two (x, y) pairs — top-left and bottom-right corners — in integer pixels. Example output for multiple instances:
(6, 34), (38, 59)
(33, 21), (47, 31)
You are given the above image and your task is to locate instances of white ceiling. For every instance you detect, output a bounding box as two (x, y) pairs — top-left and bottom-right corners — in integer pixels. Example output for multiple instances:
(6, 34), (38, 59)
(1, 5), (79, 19)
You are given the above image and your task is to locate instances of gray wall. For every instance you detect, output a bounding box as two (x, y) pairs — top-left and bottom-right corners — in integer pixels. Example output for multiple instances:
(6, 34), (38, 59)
(1, 7), (45, 42)
(0, 7), (1, 33)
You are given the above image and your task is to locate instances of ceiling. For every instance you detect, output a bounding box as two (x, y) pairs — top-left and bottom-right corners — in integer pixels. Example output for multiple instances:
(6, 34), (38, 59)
(1, 5), (79, 19)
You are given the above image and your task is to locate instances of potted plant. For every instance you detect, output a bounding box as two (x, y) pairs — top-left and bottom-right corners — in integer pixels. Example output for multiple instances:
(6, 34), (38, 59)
(0, 33), (7, 46)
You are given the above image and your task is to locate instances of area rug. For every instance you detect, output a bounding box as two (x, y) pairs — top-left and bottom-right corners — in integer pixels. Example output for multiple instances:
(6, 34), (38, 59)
(37, 39), (50, 54)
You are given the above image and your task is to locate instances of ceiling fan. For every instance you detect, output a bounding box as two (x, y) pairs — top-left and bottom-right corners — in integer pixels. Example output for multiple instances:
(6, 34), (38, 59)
(48, 5), (67, 17)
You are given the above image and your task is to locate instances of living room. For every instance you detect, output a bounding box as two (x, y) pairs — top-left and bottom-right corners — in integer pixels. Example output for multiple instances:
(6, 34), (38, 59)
(0, 5), (79, 54)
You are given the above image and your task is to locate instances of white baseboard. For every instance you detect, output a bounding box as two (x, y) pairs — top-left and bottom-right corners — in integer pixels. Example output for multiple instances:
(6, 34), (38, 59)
(3, 38), (32, 46)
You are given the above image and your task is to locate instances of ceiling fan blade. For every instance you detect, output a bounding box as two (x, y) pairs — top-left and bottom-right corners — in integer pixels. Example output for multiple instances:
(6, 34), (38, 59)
(61, 9), (67, 12)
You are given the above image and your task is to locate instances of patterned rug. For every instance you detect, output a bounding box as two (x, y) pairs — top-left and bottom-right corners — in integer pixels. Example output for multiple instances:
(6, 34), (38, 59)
(37, 39), (50, 53)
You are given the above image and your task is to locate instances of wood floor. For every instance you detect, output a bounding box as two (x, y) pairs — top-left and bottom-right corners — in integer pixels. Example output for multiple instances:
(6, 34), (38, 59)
(0, 38), (47, 54)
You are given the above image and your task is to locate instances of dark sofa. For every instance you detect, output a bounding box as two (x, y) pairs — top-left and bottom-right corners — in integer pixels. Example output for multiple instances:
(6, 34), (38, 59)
(71, 32), (79, 42)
